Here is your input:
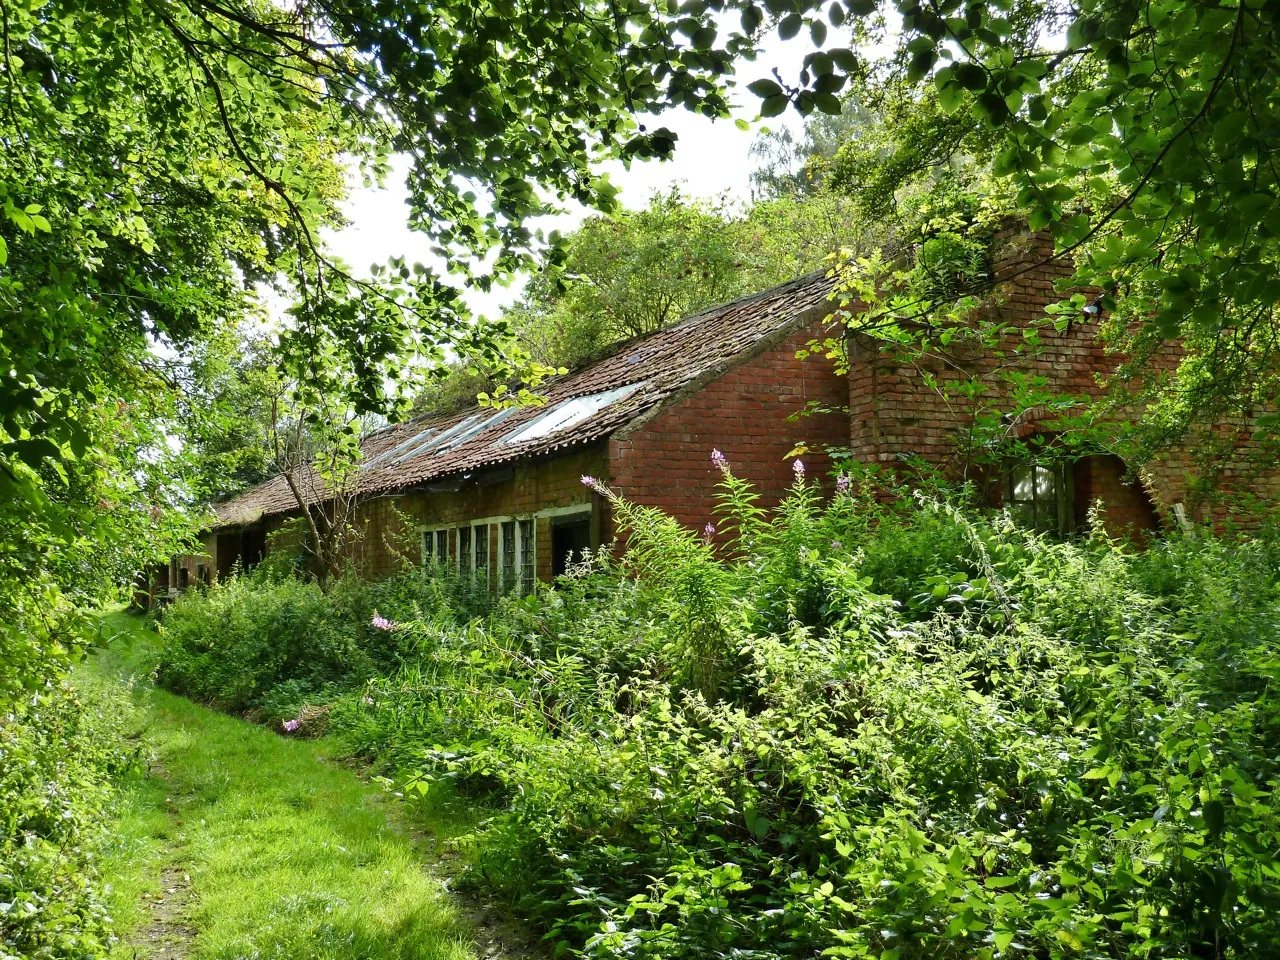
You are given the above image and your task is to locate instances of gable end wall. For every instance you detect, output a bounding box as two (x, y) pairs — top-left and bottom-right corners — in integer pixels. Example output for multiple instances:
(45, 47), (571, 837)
(607, 319), (847, 535)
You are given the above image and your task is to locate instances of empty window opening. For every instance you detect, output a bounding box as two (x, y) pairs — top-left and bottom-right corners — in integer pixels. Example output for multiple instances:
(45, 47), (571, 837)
(551, 515), (592, 577)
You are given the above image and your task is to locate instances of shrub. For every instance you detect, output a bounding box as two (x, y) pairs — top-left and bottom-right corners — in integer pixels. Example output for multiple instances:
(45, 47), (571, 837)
(154, 566), (465, 721)
(336, 472), (1280, 959)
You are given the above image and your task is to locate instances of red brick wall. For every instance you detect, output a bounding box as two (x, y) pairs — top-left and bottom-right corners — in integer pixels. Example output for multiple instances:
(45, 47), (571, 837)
(608, 319), (847, 536)
(846, 230), (1280, 533)
(1074, 454), (1161, 541)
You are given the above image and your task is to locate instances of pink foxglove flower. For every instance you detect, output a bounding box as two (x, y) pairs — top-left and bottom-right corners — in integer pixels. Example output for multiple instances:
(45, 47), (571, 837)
(792, 459), (806, 480)
(710, 449), (729, 474)
(371, 614), (397, 632)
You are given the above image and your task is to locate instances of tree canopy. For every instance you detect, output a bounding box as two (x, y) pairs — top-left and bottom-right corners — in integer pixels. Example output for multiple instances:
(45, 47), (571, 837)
(4, 0), (1280, 691)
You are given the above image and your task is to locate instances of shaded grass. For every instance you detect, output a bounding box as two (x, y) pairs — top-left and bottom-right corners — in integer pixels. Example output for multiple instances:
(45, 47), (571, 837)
(85, 610), (474, 960)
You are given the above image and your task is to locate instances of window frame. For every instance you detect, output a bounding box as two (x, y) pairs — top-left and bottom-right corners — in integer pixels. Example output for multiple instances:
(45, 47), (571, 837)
(421, 525), (454, 567)
(418, 504), (592, 595)
(1004, 460), (1076, 535)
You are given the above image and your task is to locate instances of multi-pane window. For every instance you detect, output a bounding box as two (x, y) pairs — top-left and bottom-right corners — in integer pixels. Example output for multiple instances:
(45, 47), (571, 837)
(500, 521), (516, 592)
(426, 517), (537, 593)
(457, 526), (472, 574)
(519, 519), (535, 594)
(1006, 462), (1074, 534)
(423, 527), (452, 566)
(473, 523), (489, 587)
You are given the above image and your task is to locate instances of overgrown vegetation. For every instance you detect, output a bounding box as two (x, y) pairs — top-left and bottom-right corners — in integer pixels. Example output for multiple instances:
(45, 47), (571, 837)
(157, 469), (1280, 959)
(0, 662), (142, 959)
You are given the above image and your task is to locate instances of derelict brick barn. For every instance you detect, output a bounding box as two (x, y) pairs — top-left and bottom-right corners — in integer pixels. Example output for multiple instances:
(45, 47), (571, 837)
(150, 239), (1279, 602)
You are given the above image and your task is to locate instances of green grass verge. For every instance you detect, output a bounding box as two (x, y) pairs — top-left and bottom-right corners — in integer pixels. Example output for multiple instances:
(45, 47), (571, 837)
(84, 610), (475, 960)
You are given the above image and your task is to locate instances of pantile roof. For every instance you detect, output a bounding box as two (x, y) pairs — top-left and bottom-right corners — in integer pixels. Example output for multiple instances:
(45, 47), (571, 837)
(212, 270), (836, 529)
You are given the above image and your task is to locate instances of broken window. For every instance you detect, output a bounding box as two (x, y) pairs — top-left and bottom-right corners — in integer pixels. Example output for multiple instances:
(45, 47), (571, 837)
(500, 520), (516, 591)
(1005, 462), (1074, 535)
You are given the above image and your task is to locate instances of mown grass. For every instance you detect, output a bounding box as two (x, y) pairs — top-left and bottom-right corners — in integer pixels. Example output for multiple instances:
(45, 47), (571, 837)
(85, 609), (475, 960)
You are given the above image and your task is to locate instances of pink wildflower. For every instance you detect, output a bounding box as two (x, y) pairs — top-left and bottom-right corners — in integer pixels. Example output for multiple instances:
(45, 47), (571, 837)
(836, 474), (850, 494)
(371, 614), (397, 632)
(793, 459), (806, 480)
(710, 449), (729, 474)
(702, 522), (716, 543)
(831, 540), (843, 551)
(283, 718), (302, 733)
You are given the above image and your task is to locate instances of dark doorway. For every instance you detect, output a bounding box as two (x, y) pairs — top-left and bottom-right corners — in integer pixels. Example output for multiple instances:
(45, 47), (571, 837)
(551, 514), (592, 577)
(241, 525), (267, 567)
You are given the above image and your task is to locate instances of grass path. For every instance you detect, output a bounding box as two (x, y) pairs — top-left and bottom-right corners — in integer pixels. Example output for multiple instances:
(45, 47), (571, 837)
(87, 611), (479, 960)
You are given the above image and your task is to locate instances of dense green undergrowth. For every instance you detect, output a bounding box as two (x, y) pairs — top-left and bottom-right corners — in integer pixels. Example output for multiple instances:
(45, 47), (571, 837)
(1, 639), (144, 960)
(156, 467), (1280, 959)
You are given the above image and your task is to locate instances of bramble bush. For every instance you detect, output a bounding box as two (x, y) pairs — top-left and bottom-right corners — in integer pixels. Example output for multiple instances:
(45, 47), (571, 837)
(159, 460), (1280, 958)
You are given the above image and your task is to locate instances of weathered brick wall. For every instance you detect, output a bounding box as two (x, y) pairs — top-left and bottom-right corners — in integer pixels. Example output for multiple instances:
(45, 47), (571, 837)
(340, 444), (608, 583)
(847, 230), (1280, 531)
(608, 319), (847, 537)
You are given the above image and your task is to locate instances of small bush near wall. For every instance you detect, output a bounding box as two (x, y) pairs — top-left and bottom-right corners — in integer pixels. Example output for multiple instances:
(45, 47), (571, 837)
(156, 468), (1280, 959)
(154, 567), (487, 722)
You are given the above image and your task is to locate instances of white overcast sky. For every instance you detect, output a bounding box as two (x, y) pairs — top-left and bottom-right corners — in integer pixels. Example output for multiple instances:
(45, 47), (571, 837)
(322, 27), (836, 319)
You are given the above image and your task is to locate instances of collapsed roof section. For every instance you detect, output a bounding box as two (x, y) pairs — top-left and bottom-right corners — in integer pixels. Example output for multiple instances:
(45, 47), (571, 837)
(212, 270), (837, 529)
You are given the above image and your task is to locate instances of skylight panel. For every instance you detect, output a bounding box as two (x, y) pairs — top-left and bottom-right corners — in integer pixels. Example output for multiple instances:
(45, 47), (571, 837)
(390, 415), (479, 464)
(497, 382), (643, 447)
(434, 407), (518, 452)
(362, 426), (437, 470)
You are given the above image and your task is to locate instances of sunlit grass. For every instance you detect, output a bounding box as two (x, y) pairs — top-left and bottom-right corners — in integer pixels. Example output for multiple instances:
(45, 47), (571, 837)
(86, 610), (474, 960)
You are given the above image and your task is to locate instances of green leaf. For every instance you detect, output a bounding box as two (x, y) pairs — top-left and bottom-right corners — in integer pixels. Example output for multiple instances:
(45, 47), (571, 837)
(747, 78), (784, 99)
(954, 62), (987, 90)
(760, 94), (789, 118)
